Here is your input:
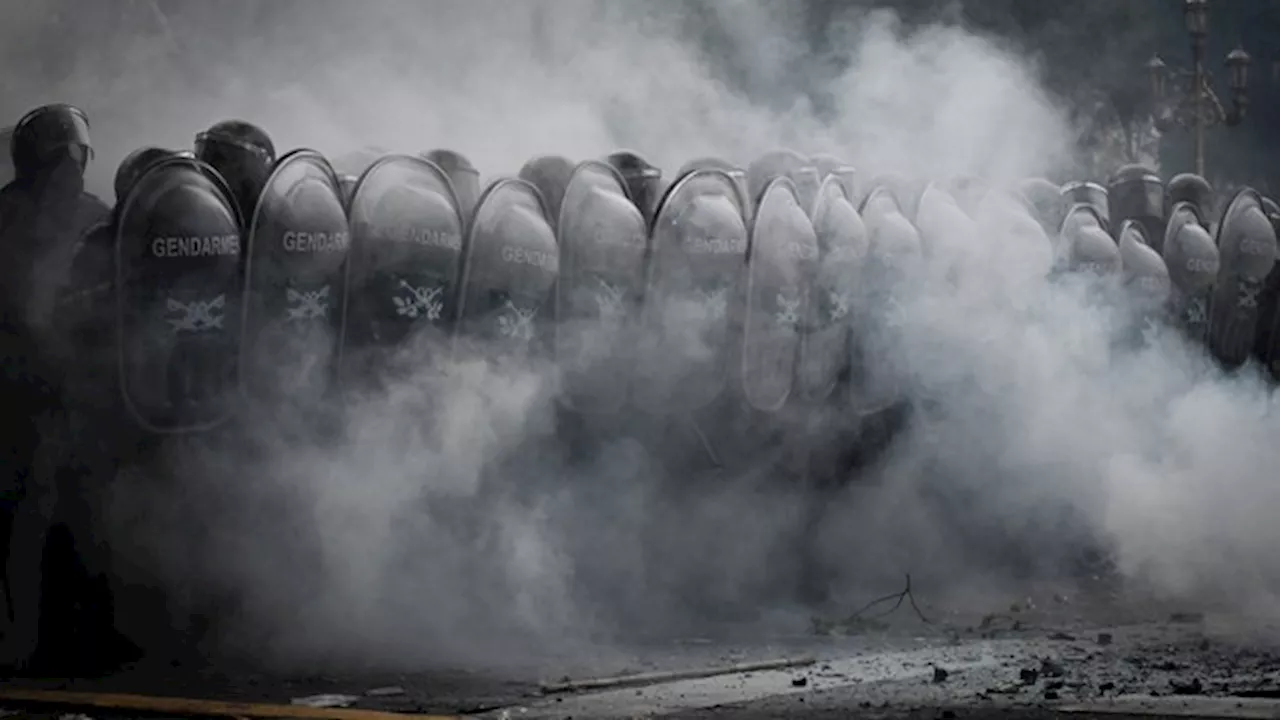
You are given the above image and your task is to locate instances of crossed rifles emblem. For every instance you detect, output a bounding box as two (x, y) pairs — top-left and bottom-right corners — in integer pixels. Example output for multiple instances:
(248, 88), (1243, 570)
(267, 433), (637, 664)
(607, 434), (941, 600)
(497, 299), (538, 340)
(286, 286), (331, 323)
(166, 295), (225, 333)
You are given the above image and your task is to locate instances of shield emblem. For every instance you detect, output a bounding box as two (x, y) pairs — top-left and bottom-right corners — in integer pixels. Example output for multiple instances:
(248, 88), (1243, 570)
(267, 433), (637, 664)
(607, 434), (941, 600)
(115, 156), (243, 433)
(1210, 188), (1278, 369)
(736, 177), (815, 413)
(454, 177), (559, 359)
(796, 176), (865, 404)
(634, 168), (750, 415)
(556, 160), (649, 414)
(852, 186), (923, 415)
(343, 154), (465, 364)
(241, 149), (349, 400)
(1162, 201), (1219, 343)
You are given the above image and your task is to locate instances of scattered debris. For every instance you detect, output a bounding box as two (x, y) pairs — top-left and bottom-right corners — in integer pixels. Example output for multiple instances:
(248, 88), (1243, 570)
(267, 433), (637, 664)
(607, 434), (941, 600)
(365, 686), (406, 698)
(289, 694), (360, 708)
(1169, 612), (1205, 624)
(1096, 632), (1113, 646)
(933, 666), (949, 684)
(1171, 677), (1205, 695)
(1040, 657), (1065, 678)
(1049, 632), (1076, 641)
(791, 676), (808, 688)
(1099, 682), (1116, 693)
(1020, 668), (1039, 685)
(1044, 689), (1060, 700)
(811, 574), (931, 634)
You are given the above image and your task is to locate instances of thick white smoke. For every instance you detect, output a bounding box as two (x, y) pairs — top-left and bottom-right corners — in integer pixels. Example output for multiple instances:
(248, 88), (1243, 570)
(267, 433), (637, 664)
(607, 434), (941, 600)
(5, 0), (1275, 675)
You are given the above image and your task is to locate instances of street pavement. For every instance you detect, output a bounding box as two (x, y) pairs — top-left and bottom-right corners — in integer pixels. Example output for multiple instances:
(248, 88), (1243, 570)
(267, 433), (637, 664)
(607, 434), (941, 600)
(5, 582), (1280, 719)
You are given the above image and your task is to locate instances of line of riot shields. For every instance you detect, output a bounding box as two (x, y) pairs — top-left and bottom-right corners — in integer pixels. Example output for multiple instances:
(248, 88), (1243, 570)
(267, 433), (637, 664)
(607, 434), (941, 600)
(85, 146), (1280, 482)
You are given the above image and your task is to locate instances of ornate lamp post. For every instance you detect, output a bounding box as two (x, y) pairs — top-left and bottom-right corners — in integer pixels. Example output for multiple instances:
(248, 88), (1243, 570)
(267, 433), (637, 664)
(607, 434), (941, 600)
(1147, 0), (1251, 177)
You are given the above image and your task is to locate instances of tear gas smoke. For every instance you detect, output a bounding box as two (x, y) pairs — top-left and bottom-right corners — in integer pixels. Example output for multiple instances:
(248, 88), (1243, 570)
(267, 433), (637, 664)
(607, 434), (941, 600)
(5, 0), (1277, 673)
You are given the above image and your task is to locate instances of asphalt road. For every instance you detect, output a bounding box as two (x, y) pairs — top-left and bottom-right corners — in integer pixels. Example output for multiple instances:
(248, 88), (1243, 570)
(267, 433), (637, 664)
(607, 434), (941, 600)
(4, 584), (1280, 719)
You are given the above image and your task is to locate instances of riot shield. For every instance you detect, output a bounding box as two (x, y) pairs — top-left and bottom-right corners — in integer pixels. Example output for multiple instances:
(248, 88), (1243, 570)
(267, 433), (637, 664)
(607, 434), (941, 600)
(1016, 177), (1065, 239)
(1058, 205), (1121, 277)
(796, 176), (867, 404)
(343, 154), (465, 367)
(809, 154), (857, 205)
(1108, 165), (1165, 252)
(852, 186), (923, 415)
(634, 168), (750, 415)
(1210, 188), (1278, 370)
(241, 149), (349, 401)
(555, 160), (649, 414)
(735, 177), (815, 413)
(1162, 201), (1219, 343)
(915, 182), (976, 270)
(115, 155), (243, 433)
(977, 190), (1054, 279)
(944, 176), (989, 219)
(747, 150), (821, 218)
(1117, 220), (1172, 323)
(453, 177), (559, 359)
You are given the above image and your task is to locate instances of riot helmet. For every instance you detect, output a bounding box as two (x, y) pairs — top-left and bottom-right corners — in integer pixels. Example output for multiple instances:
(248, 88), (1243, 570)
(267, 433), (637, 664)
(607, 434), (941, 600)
(676, 156), (750, 218)
(518, 154), (575, 229)
(10, 103), (94, 198)
(195, 119), (276, 226)
(1107, 164), (1164, 248)
(1166, 173), (1215, 225)
(113, 147), (189, 205)
(605, 150), (662, 227)
(423, 148), (481, 221)
(1061, 181), (1111, 236)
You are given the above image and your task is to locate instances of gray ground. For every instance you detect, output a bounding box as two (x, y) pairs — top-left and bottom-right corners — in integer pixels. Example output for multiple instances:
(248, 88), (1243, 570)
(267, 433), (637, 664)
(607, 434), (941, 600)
(5, 582), (1280, 719)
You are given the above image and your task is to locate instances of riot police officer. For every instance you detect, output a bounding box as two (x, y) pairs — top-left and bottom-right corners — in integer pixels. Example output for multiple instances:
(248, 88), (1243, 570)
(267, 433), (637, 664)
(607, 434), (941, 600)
(194, 119), (276, 229)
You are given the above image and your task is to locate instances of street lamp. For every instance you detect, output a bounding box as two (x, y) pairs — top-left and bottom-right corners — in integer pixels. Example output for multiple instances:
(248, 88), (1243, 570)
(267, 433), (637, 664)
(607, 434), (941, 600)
(1147, 0), (1251, 177)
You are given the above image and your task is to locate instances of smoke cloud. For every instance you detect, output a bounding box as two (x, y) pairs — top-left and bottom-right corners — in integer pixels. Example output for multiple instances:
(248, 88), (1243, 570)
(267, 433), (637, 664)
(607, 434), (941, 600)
(5, 0), (1276, 676)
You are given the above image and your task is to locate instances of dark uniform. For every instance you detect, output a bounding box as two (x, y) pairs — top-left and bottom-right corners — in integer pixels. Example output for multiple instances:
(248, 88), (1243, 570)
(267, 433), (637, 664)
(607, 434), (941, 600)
(0, 104), (124, 674)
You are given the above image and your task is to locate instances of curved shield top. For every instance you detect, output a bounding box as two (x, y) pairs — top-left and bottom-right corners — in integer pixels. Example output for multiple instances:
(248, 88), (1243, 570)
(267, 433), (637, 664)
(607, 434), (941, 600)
(1210, 187), (1278, 369)
(242, 149), (350, 400)
(555, 160), (649, 414)
(747, 149), (821, 217)
(634, 168), (749, 415)
(797, 176), (867, 403)
(1016, 177), (1065, 238)
(1117, 220), (1172, 316)
(810, 154), (857, 204)
(519, 155), (575, 232)
(915, 182), (976, 266)
(1059, 204), (1121, 277)
(676, 157), (750, 224)
(344, 154), (465, 360)
(454, 178), (559, 358)
(115, 156), (243, 433)
(738, 177), (815, 413)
